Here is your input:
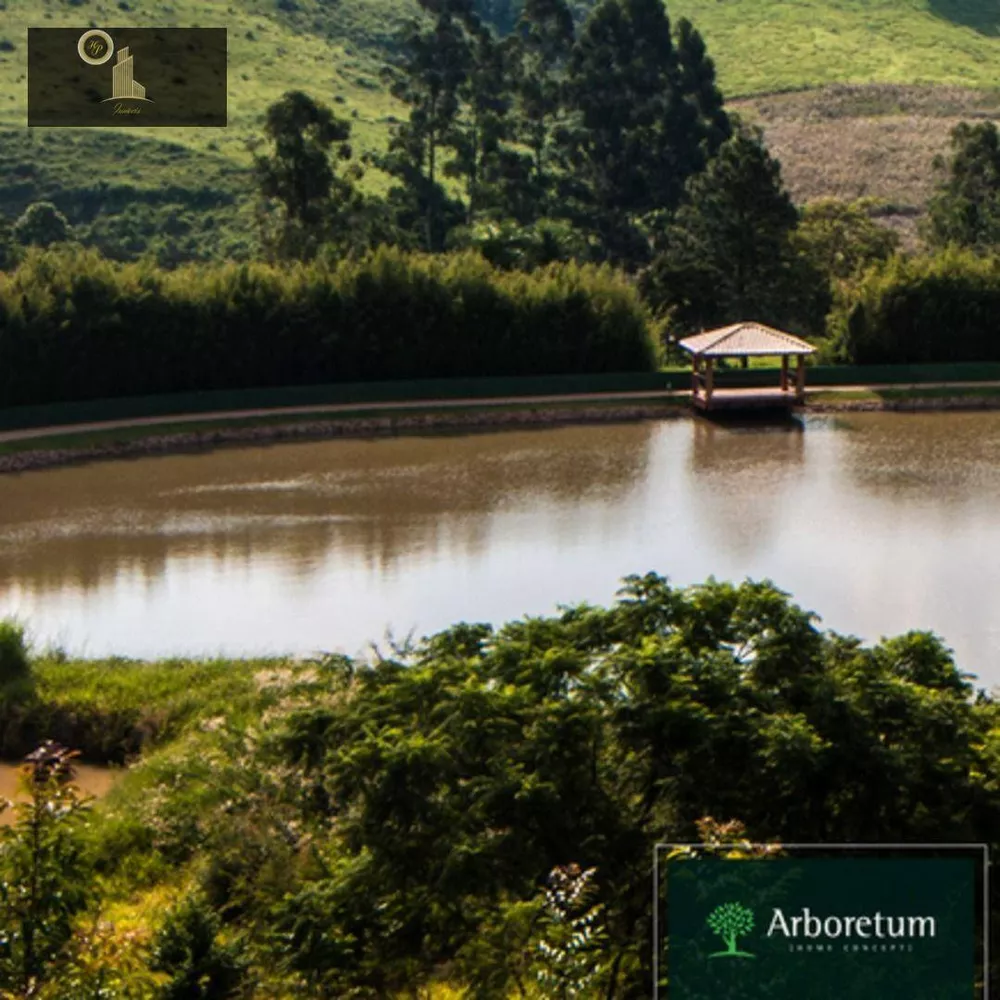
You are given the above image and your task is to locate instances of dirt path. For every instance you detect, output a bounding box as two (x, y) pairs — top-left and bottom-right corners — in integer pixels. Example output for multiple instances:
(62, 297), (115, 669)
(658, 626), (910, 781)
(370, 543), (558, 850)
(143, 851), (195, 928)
(4, 380), (1000, 445)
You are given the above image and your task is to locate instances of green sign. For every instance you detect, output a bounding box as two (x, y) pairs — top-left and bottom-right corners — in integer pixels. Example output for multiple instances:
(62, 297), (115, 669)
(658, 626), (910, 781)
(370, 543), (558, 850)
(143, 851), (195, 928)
(664, 857), (976, 1000)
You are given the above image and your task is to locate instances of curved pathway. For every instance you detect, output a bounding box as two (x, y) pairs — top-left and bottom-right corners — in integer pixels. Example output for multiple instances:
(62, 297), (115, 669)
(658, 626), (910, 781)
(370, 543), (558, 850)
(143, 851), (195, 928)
(1, 380), (1000, 445)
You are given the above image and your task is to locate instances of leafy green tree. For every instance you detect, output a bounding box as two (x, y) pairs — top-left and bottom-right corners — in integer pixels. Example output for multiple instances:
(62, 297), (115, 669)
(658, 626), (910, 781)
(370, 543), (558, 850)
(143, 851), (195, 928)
(641, 125), (803, 333)
(925, 121), (1000, 250)
(12, 202), (70, 248)
(256, 571), (1000, 997)
(446, 18), (516, 225)
(707, 902), (755, 957)
(793, 198), (900, 282)
(251, 90), (361, 260)
(0, 743), (93, 995)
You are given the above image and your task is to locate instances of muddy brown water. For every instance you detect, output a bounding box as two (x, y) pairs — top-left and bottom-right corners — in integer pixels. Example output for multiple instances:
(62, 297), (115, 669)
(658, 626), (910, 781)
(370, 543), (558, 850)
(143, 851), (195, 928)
(0, 412), (998, 684)
(0, 762), (120, 825)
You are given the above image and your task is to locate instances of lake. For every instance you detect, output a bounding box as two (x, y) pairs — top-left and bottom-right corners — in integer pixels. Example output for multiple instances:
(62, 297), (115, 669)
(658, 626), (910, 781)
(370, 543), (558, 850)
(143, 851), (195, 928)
(0, 761), (120, 825)
(0, 411), (998, 685)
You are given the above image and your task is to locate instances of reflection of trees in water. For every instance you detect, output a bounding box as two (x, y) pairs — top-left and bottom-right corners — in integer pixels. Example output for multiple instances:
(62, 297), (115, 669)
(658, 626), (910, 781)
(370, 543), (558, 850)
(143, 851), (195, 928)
(832, 412), (1000, 510)
(687, 416), (806, 558)
(0, 424), (653, 597)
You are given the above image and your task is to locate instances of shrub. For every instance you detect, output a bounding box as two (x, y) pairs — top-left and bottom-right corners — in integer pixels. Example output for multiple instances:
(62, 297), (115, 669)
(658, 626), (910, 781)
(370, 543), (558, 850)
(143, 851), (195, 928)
(150, 893), (249, 999)
(0, 619), (30, 684)
(827, 247), (1000, 363)
(0, 246), (658, 407)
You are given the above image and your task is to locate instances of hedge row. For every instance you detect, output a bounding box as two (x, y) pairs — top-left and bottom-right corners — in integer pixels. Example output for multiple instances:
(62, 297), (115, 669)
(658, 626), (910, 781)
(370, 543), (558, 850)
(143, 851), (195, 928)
(0, 246), (659, 408)
(829, 247), (1000, 364)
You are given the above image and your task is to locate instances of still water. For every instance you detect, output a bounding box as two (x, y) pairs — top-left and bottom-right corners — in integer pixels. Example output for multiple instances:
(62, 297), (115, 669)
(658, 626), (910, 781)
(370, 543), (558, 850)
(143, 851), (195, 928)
(0, 412), (999, 684)
(0, 762), (119, 826)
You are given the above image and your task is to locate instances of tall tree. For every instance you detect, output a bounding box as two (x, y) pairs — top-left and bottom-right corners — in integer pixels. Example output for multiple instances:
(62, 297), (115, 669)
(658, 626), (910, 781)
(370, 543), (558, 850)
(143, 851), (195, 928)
(508, 0), (575, 220)
(446, 18), (515, 225)
(561, 0), (719, 265)
(673, 17), (731, 158)
(924, 120), (1000, 250)
(641, 125), (803, 333)
(251, 91), (358, 260)
(381, 5), (474, 251)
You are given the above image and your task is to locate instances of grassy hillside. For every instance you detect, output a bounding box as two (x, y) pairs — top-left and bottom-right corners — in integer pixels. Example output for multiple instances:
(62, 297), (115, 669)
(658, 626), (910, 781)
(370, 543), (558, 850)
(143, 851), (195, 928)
(668, 0), (1000, 97)
(735, 84), (1000, 247)
(0, 0), (998, 258)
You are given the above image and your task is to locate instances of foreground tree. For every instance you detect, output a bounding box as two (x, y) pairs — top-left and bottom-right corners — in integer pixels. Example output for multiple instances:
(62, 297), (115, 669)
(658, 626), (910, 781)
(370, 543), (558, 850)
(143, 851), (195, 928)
(252, 570), (999, 995)
(0, 743), (92, 994)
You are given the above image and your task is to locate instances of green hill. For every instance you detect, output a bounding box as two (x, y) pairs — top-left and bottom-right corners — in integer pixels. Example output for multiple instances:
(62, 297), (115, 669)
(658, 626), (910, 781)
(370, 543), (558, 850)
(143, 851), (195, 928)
(666, 0), (999, 97)
(1, 0), (998, 259)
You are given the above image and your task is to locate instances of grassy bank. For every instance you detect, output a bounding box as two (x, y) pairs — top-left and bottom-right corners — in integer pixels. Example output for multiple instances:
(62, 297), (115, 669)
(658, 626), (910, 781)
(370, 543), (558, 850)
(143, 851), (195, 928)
(807, 384), (1000, 405)
(0, 653), (313, 763)
(0, 572), (998, 996)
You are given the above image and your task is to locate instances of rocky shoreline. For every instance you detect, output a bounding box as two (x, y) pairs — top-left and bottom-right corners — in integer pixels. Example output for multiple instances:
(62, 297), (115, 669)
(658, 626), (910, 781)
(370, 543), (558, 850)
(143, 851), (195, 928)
(2, 393), (999, 475)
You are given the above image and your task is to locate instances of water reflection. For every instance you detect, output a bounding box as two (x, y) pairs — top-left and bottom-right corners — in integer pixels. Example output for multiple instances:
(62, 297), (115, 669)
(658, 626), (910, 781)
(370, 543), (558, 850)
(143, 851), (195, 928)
(831, 411), (1000, 511)
(0, 762), (120, 827)
(687, 416), (806, 558)
(0, 413), (998, 680)
(0, 424), (654, 596)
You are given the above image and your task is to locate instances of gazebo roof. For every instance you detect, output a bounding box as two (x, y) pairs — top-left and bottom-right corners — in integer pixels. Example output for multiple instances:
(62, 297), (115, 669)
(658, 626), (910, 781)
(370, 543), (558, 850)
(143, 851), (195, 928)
(678, 322), (816, 357)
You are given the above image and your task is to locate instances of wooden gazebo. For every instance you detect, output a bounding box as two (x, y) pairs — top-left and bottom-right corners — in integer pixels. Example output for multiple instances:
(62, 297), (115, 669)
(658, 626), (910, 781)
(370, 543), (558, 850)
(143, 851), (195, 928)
(678, 322), (816, 411)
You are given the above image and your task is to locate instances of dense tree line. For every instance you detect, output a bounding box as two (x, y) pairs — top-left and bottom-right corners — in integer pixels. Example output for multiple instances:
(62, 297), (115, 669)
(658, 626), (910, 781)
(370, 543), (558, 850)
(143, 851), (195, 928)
(827, 247), (1000, 364)
(1, 575), (998, 996)
(249, 0), (736, 275)
(0, 245), (656, 408)
(3, 1), (1000, 374)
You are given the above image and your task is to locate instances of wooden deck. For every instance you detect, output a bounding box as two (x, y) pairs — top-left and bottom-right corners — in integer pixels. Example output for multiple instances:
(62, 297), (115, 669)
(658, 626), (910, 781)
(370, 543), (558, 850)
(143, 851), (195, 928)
(691, 387), (803, 411)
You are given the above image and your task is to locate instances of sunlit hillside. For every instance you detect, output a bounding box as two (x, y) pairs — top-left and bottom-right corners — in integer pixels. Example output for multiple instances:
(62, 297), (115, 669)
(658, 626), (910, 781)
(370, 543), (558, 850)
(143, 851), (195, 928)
(0, 0), (998, 256)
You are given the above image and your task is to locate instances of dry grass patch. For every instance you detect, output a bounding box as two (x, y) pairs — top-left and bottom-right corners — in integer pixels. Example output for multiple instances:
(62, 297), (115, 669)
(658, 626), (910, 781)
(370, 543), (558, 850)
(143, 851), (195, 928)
(734, 84), (1000, 250)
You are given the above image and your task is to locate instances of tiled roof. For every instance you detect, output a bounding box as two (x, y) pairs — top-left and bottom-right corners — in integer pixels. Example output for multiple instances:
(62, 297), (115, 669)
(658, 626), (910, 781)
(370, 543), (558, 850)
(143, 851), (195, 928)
(678, 322), (816, 357)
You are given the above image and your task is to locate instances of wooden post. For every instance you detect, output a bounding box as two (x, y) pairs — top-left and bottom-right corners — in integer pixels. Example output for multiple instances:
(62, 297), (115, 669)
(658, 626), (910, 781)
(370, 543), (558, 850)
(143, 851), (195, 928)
(796, 355), (806, 401)
(741, 356), (749, 369)
(705, 357), (714, 403)
(691, 354), (700, 398)
(780, 355), (789, 392)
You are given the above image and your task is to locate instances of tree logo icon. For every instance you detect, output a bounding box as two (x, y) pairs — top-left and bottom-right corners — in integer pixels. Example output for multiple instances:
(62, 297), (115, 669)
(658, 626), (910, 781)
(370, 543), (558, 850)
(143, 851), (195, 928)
(707, 901), (756, 958)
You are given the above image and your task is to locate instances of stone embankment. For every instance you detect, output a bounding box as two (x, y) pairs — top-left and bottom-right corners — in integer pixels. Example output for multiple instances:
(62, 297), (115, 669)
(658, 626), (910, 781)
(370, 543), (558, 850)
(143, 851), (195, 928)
(2, 393), (999, 475)
(0, 404), (685, 474)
